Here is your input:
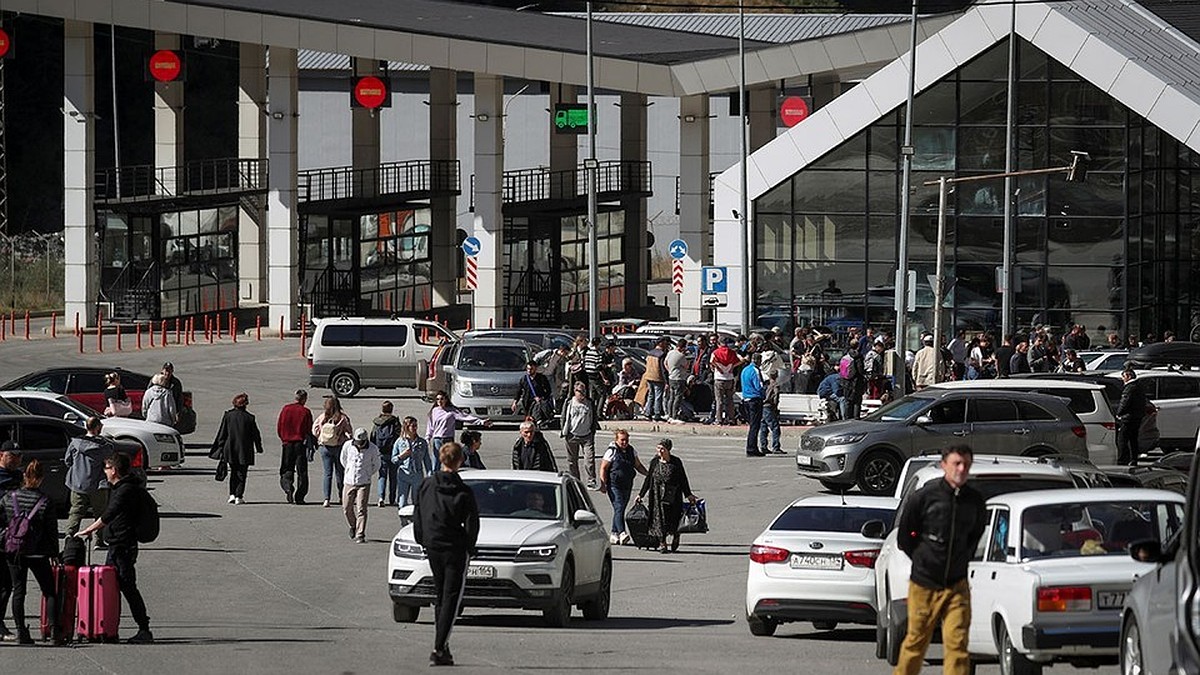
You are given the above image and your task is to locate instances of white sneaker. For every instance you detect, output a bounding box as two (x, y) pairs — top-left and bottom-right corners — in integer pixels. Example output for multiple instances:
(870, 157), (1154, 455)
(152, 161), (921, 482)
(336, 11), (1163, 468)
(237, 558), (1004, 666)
(608, 533), (619, 544)
(377, 499), (385, 508)
(322, 499), (330, 508)
(618, 532), (631, 546)
(234, 497), (245, 505)
(228, 495), (236, 504)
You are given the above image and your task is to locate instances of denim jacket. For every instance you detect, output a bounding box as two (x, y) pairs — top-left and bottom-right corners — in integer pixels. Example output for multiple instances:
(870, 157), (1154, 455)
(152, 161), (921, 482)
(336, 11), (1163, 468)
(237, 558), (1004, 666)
(393, 436), (433, 479)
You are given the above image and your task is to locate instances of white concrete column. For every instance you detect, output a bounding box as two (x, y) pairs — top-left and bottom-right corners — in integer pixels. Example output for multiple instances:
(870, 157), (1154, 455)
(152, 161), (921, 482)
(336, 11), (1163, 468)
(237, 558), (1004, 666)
(154, 33), (184, 194)
(749, 86), (776, 153)
(64, 21), (96, 327)
(267, 47), (299, 328)
(620, 92), (648, 315)
(238, 43), (267, 304)
(678, 94), (710, 323)
(429, 68), (458, 309)
(549, 83), (577, 173)
(472, 74), (504, 329)
(712, 174), (745, 324)
(351, 58), (381, 198)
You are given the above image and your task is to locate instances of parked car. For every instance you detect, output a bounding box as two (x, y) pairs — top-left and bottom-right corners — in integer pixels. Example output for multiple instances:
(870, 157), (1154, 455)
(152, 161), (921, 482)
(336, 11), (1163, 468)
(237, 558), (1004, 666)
(432, 338), (537, 423)
(306, 316), (456, 396)
(970, 488), (1184, 674)
(0, 366), (197, 435)
(745, 494), (897, 637)
(460, 328), (578, 352)
(0, 415), (144, 516)
(0, 390), (185, 468)
(1106, 370), (1200, 452)
(797, 389), (1089, 496)
(873, 455), (1085, 665)
(930, 378), (1118, 464)
(1077, 350), (1129, 371)
(389, 470), (611, 626)
(1102, 465), (1188, 495)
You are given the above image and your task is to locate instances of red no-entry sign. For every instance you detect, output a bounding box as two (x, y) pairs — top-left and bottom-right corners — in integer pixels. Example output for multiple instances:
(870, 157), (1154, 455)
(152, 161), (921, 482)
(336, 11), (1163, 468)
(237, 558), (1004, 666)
(352, 76), (390, 109)
(148, 50), (182, 82)
(780, 96), (810, 128)
(0, 28), (11, 59)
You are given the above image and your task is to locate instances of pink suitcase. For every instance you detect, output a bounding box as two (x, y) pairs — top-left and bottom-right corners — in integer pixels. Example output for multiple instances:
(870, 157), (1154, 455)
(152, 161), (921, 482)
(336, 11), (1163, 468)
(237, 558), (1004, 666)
(76, 564), (120, 642)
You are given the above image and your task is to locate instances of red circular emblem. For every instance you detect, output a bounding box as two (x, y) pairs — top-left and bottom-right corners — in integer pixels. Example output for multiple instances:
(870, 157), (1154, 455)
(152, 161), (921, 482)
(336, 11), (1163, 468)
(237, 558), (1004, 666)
(780, 96), (810, 128)
(0, 29), (11, 59)
(353, 76), (388, 109)
(149, 50), (182, 82)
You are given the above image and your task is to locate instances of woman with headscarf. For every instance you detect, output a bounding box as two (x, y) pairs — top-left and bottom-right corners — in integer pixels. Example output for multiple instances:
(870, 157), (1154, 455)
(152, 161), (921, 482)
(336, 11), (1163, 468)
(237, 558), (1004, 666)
(635, 439), (697, 554)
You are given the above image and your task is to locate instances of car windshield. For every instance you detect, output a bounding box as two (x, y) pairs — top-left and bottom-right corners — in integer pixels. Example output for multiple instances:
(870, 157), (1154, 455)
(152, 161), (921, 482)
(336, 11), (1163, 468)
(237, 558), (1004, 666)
(456, 346), (528, 372)
(59, 396), (102, 418)
(770, 506), (896, 533)
(1020, 500), (1184, 560)
(464, 479), (562, 520)
(865, 396), (931, 422)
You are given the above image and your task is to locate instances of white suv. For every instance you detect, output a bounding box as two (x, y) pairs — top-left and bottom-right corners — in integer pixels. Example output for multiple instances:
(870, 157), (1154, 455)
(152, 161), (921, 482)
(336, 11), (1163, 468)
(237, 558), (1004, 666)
(1110, 370), (1200, 452)
(388, 470), (611, 627)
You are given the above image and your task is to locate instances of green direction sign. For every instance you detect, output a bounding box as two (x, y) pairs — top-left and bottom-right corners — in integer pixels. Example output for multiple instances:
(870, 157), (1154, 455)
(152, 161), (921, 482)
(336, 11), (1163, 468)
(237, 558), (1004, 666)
(553, 103), (589, 135)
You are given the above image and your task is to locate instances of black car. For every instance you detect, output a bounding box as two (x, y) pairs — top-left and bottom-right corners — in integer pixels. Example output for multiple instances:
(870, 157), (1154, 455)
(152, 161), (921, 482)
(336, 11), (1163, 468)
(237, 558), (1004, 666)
(0, 415), (144, 516)
(1102, 465), (1188, 494)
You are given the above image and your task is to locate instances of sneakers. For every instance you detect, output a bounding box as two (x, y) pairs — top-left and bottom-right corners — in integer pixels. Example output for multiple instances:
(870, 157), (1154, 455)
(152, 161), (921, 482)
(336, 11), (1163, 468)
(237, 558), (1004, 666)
(16, 629), (34, 645)
(127, 629), (154, 644)
(377, 499), (385, 508)
(430, 649), (454, 666)
(285, 492), (294, 504)
(355, 535), (366, 544)
(585, 479), (597, 491)
(322, 499), (331, 508)
(228, 495), (236, 504)
(349, 527), (356, 540)
(0, 625), (15, 642)
(608, 533), (619, 544)
(618, 532), (631, 546)
(234, 497), (245, 505)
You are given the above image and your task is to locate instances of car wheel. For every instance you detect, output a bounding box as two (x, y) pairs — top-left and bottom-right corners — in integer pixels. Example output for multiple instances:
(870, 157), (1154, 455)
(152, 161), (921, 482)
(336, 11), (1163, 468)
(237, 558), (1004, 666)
(330, 371), (360, 397)
(997, 620), (1042, 675)
(747, 614), (778, 637)
(1121, 615), (1144, 675)
(886, 601), (904, 666)
(818, 479), (848, 493)
(857, 450), (901, 496)
(812, 620), (837, 631)
(392, 603), (419, 623)
(542, 561), (574, 627)
(581, 557), (611, 621)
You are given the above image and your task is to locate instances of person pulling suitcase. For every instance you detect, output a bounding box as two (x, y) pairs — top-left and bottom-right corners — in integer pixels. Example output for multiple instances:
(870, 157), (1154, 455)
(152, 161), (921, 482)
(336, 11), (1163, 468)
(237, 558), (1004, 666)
(76, 453), (154, 644)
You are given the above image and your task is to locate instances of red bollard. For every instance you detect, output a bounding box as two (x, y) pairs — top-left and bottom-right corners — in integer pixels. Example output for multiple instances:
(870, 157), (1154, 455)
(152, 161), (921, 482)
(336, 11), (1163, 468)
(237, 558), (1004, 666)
(227, 312), (234, 341)
(489, 318), (493, 328)
(24, 311), (30, 340)
(78, 327), (83, 354)
(509, 316), (514, 328)
(300, 314), (307, 357)
(232, 317), (238, 343)
(1, 314), (6, 340)
(51, 312), (57, 339)
(149, 321), (156, 348)
(208, 316), (215, 345)
(9, 310), (14, 335)
(279, 315), (284, 340)
(215, 313), (221, 340)
(175, 318), (181, 345)
(256, 315), (262, 341)
(136, 323), (142, 350)
(74, 312), (80, 338)
(160, 320), (167, 348)
(466, 319), (471, 331)
(116, 324), (122, 351)
(97, 314), (104, 353)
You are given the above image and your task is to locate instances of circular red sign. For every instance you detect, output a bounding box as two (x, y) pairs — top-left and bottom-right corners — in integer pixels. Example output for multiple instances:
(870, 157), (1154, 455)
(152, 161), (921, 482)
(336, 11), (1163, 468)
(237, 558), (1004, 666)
(780, 96), (810, 128)
(353, 76), (388, 109)
(0, 29), (10, 59)
(149, 50), (182, 82)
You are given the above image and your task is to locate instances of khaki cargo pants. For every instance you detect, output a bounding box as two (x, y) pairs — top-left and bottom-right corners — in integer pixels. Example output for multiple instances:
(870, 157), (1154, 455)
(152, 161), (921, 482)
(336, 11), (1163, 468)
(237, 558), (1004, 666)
(894, 579), (971, 675)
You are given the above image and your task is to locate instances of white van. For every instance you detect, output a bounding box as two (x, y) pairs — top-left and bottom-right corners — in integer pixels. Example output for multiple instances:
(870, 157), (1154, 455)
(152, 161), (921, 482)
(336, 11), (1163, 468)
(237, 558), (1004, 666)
(930, 378), (1117, 464)
(307, 317), (457, 397)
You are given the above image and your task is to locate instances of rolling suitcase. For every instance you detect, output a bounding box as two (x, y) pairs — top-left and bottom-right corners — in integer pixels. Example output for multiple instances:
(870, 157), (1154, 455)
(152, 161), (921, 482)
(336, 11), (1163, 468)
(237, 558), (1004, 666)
(624, 501), (658, 550)
(76, 541), (121, 642)
(39, 563), (78, 641)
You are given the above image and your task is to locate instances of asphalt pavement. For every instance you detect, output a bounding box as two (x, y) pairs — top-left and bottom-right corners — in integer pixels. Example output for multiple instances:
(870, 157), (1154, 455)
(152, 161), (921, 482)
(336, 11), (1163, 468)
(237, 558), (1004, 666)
(0, 335), (1118, 674)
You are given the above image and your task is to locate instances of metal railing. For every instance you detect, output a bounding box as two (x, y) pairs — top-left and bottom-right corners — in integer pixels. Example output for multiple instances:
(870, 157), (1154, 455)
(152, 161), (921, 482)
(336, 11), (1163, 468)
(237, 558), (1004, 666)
(674, 172), (719, 215)
(471, 160), (652, 209)
(95, 158), (268, 202)
(298, 159), (460, 204)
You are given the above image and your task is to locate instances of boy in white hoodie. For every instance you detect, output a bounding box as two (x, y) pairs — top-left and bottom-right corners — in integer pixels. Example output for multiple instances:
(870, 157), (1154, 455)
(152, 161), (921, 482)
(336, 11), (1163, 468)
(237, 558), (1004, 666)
(340, 428), (381, 543)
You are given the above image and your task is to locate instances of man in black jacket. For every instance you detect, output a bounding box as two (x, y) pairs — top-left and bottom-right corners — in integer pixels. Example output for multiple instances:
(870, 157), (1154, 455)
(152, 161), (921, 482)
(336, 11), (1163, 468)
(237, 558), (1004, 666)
(76, 453), (153, 644)
(894, 444), (987, 675)
(511, 421), (556, 472)
(1115, 368), (1146, 466)
(413, 441), (480, 667)
(512, 361), (554, 429)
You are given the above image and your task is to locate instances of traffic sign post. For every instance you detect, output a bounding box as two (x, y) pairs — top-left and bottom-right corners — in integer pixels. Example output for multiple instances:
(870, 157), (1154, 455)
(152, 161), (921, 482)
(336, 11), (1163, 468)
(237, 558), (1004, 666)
(462, 237), (482, 292)
(669, 239), (688, 260)
(672, 260), (684, 295)
(351, 75), (391, 109)
(462, 236), (482, 257)
(701, 266), (728, 294)
(147, 50), (183, 82)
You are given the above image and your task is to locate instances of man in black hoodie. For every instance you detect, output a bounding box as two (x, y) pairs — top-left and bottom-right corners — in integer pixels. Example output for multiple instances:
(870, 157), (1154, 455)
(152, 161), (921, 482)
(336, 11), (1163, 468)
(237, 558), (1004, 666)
(413, 441), (480, 667)
(894, 444), (986, 675)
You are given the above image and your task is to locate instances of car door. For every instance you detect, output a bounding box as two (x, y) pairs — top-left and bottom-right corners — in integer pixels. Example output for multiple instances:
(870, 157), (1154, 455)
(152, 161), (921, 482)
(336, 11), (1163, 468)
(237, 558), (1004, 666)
(412, 321), (455, 375)
(1015, 400), (1062, 455)
(9, 396), (84, 426)
(16, 419), (75, 510)
(66, 371), (108, 413)
(566, 480), (606, 586)
(1148, 376), (1200, 448)
(966, 398), (1025, 456)
(1145, 530), (1180, 675)
(968, 507), (1006, 652)
(910, 397), (968, 454)
(361, 324), (408, 386)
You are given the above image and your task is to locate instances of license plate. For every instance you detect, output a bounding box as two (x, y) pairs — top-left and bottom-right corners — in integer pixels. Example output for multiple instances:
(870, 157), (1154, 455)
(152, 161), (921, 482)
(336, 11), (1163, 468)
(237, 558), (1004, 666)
(487, 406), (507, 416)
(797, 455), (814, 466)
(466, 564), (496, 579)
(1097, 591), (1126, 609)
(789, 554), (843, 570)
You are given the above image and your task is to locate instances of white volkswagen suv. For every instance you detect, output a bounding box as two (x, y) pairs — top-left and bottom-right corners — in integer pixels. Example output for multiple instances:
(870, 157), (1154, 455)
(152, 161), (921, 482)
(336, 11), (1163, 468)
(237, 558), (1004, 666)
(388, 470), (611, 627)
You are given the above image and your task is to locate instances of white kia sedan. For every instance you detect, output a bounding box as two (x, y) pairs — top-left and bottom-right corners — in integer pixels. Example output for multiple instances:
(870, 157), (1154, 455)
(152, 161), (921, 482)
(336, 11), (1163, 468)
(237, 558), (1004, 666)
(745, 494), (897, 637)
(968, 488), (1184, 675)
(389, 470), (611, 627)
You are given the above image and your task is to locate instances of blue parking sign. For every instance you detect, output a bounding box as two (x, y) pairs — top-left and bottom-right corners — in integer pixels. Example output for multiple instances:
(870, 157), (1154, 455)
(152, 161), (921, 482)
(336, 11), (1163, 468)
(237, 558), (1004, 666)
(701, 266), (727, 293)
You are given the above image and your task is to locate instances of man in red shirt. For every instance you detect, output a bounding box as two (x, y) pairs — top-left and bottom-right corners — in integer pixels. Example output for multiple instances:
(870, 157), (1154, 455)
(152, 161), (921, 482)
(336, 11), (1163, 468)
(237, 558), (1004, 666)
(277, 389), (315, 505)
(709, 338), (742, 426)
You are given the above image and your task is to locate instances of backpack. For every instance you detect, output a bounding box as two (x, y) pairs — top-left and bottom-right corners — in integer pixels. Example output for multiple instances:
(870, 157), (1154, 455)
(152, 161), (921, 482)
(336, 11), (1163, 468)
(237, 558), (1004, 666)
(4, 493), (48, 555)
(135, 489), (161, 544)
(373, 419), (398, 459)
(317, 421), (339, 446)
(839, 354), (853, 379)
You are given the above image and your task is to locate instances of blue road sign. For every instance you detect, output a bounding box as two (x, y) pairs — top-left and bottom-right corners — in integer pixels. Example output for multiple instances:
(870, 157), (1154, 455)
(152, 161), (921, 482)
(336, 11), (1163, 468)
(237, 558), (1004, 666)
(701, 266), (728, 294)
(462, 236), (482, 257)
(668, 239), (688, 260)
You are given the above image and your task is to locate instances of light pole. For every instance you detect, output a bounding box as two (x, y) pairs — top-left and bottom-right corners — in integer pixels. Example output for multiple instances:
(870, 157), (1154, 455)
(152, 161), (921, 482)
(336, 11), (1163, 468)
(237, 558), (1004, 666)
(738, 0), (750, 336)
(586, 0), (600, 340)
(926, 151), (1090, 382)
(894, 0), (919, 355)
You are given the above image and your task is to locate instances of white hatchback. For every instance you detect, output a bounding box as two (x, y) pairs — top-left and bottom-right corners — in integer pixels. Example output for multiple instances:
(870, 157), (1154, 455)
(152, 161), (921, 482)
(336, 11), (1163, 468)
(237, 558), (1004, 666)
(745, 494), (898, 637)
(389, 470), (611, 627)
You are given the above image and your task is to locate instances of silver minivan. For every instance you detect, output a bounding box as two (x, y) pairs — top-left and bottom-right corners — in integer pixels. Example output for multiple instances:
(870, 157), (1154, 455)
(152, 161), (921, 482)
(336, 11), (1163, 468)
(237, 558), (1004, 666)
(307, 317), (457, 396)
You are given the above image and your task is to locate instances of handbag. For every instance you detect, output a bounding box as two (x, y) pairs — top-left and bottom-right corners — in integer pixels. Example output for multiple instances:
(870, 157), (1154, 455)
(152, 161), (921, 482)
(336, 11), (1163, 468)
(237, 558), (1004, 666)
(108, 398), (133, 417)
(214, 460), (228, 482)
(677, 499), (708, 534)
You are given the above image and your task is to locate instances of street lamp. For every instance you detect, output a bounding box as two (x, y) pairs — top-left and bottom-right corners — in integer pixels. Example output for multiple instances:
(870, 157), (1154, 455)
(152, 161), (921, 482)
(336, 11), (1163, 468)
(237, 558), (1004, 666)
(738, 0), (750, 336)
(926, 151), (1090, 381)
(586, 0), (600, 340)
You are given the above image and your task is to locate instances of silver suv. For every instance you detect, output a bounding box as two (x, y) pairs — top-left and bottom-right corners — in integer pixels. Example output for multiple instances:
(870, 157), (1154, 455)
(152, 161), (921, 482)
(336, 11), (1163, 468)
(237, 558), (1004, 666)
(797, 389), (1088, 496)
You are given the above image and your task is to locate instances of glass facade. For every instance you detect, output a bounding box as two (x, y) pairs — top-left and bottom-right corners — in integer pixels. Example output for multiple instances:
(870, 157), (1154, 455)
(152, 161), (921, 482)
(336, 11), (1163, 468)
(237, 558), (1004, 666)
(754, 37), (1200, 343)
(160, 207), (239, 317)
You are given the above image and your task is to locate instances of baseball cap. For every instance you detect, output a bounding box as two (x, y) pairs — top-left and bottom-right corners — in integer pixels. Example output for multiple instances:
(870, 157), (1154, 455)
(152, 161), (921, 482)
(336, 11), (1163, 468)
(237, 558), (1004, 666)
(353, 427), (369, 444)
(0, 440), (18, 452)
(162, 361), (174, 371)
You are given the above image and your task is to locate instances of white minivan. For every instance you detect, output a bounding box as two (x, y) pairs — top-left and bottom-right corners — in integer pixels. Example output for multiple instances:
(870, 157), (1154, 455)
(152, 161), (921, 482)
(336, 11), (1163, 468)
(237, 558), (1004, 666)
(930, 378), (1118, 464)
(307, 317), (457, 397)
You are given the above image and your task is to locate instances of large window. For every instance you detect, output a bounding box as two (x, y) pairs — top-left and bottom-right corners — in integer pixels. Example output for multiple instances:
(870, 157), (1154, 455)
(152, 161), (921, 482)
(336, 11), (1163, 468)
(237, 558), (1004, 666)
(160, 206), (239, 317)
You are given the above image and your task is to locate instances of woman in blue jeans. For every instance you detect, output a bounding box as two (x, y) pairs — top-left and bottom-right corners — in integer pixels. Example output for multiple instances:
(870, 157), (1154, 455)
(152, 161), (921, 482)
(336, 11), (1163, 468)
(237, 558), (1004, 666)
(597, 429), (648, 545)
(311, 396), (352, 507)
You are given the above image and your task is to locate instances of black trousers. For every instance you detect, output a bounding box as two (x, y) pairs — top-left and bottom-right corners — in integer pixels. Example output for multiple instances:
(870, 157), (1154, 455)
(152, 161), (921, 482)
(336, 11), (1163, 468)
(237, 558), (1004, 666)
(280, 442), (310, 503)
(0, 551), (10, 626)
(107, 544), (149, 630)
(1117, 422), (1141, 466)
(7, 556), (55, 633)
(229, 463), (249, 498)
(426, 549), (468, 653)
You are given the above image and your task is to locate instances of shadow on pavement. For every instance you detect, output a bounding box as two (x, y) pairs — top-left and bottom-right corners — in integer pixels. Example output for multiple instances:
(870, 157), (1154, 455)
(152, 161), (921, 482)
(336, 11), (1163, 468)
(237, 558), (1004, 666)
(159, 512), (222, 519)
(147, 636), (335, 646)
(777, 627), (875, 643)
(153, 468), (216, 476)
(458, 614), (733, 630)
(139, 546), (243, 554)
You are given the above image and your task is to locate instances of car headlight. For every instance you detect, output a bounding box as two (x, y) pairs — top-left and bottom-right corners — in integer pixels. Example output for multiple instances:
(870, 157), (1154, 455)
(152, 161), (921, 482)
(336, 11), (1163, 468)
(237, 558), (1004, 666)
(514, 544), (558, 562)
(153, 433), (176, 443)
(456, 380), (473, 397)
(393, 541), (426, 559)
(824, 433), (868, 446)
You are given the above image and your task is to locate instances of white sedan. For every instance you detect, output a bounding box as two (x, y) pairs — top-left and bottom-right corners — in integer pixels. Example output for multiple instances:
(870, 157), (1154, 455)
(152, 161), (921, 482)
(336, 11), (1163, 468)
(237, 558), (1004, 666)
(745, 494), (897, 636)
(968, 488), (1185, 675)
(0, 390), (186, 468)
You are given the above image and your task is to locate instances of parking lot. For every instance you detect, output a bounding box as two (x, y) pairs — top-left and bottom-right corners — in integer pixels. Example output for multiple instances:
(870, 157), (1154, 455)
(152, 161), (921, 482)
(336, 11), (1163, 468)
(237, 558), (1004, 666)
(0, 336), (1119, 673)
